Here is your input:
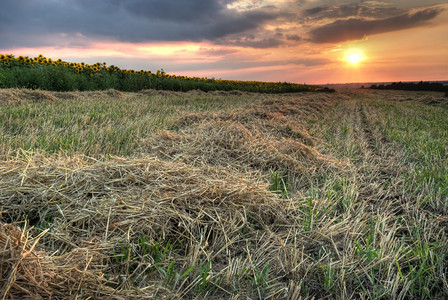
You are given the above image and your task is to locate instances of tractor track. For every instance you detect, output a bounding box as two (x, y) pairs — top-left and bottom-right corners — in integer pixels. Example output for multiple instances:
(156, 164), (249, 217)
(356, 99), (407, 208)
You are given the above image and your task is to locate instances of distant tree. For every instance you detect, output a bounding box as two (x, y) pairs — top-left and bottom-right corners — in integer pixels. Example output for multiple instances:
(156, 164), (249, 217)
(369, 81), (448, 93)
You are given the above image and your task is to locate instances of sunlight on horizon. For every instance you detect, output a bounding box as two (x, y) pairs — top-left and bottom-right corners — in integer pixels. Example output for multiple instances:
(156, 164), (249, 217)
(344, 48), (366, 67)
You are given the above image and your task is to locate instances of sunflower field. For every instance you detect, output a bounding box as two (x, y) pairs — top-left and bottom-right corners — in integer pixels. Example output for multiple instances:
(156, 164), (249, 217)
(0, 54), (318, 93)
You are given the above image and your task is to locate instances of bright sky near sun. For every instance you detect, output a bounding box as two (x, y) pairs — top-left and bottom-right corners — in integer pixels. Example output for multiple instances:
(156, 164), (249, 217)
(1, 0), (447, 84)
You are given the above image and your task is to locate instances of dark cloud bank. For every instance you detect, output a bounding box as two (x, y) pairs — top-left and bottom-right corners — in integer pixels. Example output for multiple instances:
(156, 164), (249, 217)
(0, 0), (279, 48)
(0, 0), (444, 49)
(308, 8), (443, 43)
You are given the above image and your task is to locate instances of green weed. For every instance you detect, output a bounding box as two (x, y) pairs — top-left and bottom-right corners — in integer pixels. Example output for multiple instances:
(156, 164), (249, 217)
(269, 171), (290, 197)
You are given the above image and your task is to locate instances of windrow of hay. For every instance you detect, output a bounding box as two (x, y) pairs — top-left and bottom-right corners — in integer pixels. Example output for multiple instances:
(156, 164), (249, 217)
(0, 89), (58, 104)
(0, 222), (56, 299)
(1, 152), (287, 239)
(177, 94), (336, 146)
(178, 94), (334, 126)
(0, 152), (292, 298)
(0, 88), (127, 105)
(139, 89), (181, 97)
(140, 94), (343, 192)
(140, 120), (336, 192)
(416, 95), (448, 106)
(139, 89), (249, 98)
(207, 90), (246, 96)
(0, 222), (112, 299)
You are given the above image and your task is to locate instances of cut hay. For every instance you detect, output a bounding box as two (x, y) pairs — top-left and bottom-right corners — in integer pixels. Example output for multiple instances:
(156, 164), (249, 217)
(139, 88), (248, 98)
(0, 89), (57, 105)
(418, 95), (448, 106)
(0, 222), (56, 299)
(0, 88), (129, 105)
(140, 93), (345, 192)
(0, 90), (349, 298)
(175, 94), (336, 148)
(139, 89), (180, 97)
(207, 90), (247, 96)
(1, 88), (448, 299)
(185, 89), (207, 96)
(141, 118), (343, 192)
(1, 153), (285, 238)
(0, 153), (292, 298)
(0, 222), (112, 299)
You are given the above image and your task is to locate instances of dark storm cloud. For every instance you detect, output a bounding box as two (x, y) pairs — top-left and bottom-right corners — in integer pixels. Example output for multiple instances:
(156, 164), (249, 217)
(1, 0), (445, 50)
(303, 6), (327, 16)
(304, 4), (366, 18)
(227, 37), (283, 48)
(0, 0), (279, 48)
(286, 34), (302, 41)
(308, 8), (443, 43)
(125, 0), (226, 23)
(303, 3), (405, 19)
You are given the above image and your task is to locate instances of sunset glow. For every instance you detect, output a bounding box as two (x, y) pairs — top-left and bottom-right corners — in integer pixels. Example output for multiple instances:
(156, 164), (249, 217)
(345, 49), (365, 66)
(1, 0), (447, 84)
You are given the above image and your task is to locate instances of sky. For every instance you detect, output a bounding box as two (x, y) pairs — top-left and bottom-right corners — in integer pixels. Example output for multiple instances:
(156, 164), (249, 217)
(1, 0), (447, 84)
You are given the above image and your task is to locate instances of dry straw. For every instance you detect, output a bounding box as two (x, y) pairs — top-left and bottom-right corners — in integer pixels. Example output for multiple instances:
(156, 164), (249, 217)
(0, 152), (293, 298)
(142, 93), (343, 192)
(0, 88), (128, 105)
(0, 90), (351, 298)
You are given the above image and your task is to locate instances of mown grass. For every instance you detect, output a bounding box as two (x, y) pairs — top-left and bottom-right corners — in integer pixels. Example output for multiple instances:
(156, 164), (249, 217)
(307, 91), (448, 299)
(373, 100), (448, 213)
(1, 88), (447, 299)
(0, 89), (267, 157)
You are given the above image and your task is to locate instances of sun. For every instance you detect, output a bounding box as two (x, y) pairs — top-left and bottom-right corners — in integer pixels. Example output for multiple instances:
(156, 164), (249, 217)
(348, 53), (361, 65)
(344, 49), (365, 66)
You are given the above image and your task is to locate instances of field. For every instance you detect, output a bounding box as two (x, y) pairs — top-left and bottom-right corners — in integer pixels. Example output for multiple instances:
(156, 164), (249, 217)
(1, 88), (447, 299)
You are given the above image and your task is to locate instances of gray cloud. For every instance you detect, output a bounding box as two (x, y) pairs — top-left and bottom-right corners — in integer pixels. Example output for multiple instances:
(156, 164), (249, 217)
(286, 34), (302, 41)
(303, 6), (327, 16)
(197, 47), (240, 57)
(125, 0), (226, 23)
(304, 4), (361, 18)
(289, 58), (331, 66)
(0, 0), (445, 51)
(0, 0), (279, 48)
(223, 37), (284, 48)
(308, 8), (443, 43)
(303, 3), (406, 19)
